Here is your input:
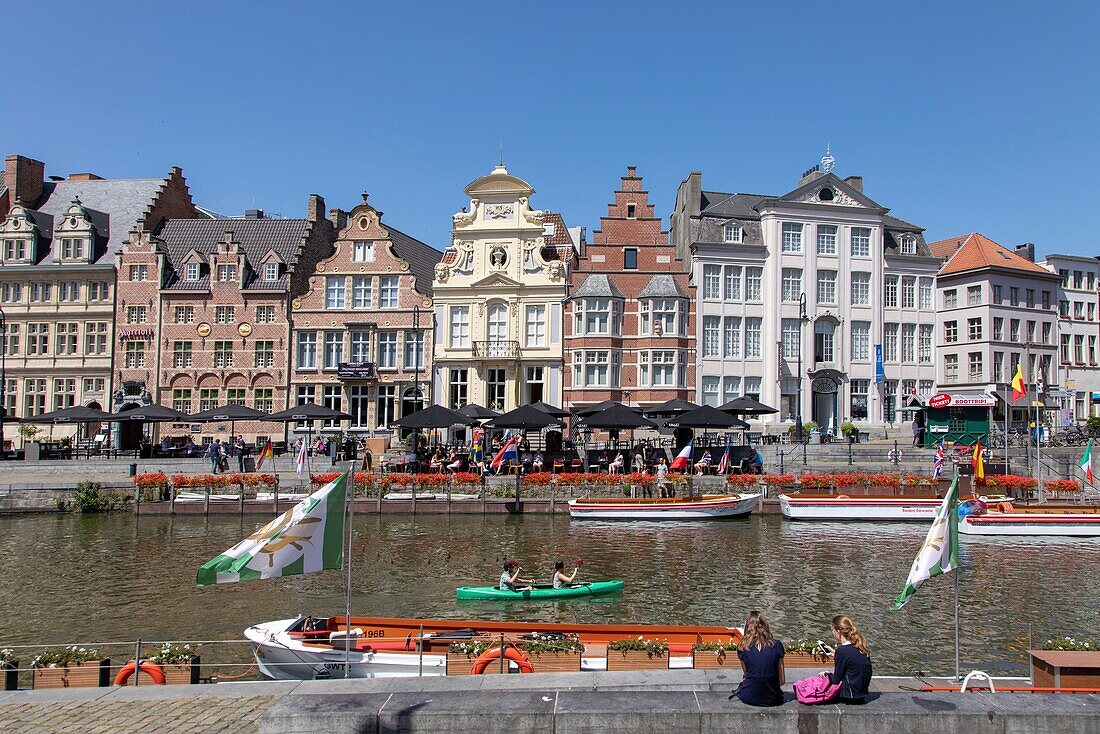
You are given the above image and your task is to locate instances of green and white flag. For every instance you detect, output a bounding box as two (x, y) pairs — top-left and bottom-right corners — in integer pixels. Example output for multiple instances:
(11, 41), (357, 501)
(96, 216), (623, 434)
(197, 472), (347, 586)
(892, 470), (960, 610)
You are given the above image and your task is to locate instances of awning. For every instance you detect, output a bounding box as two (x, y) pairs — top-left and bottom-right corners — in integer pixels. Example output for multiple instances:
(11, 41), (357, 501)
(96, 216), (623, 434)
(914, 391), (996, 409)
(993, 391), (1058, 410)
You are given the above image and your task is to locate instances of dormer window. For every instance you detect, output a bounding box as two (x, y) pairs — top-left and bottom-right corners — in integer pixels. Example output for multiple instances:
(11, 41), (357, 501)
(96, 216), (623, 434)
(264, 262), (279, 281)
(352, 241), (374, 263)
(218, 264), (237, 282)
(900, 234), (917, 255)
(723, 223), (742, 244)
(60, 238), (85, 259)
(185, 263), (200, 281)
(5, 240), (27, 261)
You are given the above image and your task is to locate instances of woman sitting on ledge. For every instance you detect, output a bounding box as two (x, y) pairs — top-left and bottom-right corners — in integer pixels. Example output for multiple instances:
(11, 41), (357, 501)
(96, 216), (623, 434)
(820, 614), (873, 704)
(733, 610), (785, 707)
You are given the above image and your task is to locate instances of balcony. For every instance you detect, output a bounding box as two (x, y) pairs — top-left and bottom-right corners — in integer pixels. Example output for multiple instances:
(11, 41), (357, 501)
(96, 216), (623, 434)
(337, 361), (377, 380)
(473, 340), (520, 359)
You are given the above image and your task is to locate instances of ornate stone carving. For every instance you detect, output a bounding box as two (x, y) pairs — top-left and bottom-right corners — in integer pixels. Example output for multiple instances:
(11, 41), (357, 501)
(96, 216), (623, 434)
(522, 239), (542, 273)
(452, 198), (480, 227)
(486, 203), (514, 219)
(518, 196), (545, 224)
(434, 263), (451, 283)
(489, 244), (508, 269)
(796, 187), (862, 207)
(452, 241), (474, 274)
(546, 260), (565, 281)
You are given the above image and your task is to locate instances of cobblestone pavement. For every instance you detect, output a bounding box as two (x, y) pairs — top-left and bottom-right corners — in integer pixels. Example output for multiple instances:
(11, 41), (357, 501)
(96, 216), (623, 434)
(0, 695), (277, 734)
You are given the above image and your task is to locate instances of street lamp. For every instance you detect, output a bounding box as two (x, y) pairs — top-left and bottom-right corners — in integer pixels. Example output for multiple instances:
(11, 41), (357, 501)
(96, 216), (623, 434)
(412, 304), (422, 459)
(796, 293), (808, 445)
(0, 306), (6, 459)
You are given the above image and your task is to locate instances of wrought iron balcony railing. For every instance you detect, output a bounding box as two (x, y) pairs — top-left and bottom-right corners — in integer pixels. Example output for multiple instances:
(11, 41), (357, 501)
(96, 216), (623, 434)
(473, 340), (520, 359)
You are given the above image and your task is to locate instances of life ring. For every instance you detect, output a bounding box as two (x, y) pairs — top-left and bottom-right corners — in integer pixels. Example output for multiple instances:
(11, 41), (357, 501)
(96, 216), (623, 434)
(114, 660), (166, 686)
(470, 646), (534, 675)
(994, 502), (1013, 513)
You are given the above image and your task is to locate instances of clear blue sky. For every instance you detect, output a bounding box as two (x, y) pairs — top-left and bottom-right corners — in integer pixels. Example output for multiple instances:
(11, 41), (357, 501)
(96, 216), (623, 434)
(5, 1), (1097, 257)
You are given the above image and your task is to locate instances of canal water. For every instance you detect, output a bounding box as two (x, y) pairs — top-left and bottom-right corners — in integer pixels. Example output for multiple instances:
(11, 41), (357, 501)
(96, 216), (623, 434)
(1, 512), (1096, 676)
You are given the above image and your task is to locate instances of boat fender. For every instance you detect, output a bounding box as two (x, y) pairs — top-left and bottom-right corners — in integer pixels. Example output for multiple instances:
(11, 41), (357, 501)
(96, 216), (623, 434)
(995, 502), (1013, 513)
(470, 646), (534, 675)
(835, 494), (850, 500)
(114, 660), (166, 686)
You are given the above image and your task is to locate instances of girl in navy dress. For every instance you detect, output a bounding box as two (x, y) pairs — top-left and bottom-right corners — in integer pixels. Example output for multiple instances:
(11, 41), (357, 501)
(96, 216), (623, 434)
(733, 610), (785, 707)
(821, 615), (873, 704)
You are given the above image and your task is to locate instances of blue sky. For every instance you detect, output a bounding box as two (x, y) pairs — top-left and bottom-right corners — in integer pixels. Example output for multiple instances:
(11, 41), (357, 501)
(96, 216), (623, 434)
(4, 1), (1097, 257)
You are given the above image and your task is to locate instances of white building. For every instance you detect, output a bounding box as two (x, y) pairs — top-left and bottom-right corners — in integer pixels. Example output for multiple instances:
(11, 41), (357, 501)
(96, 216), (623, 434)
(1039, 253), (1100, 420)
(671, 161), (937, 434)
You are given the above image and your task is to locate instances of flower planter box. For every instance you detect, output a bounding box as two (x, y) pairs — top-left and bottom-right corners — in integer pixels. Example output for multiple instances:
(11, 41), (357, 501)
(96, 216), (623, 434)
(162, 657), (200, 685)
(784, 652), (832, 669)
(1030, 650), (1100, 688)
(525, 650), (582, 673)
(605, 650), (668, 671)
(692, 651), (737, 670)
(3, 662), (18, 691)
(33, 659), (111, 689)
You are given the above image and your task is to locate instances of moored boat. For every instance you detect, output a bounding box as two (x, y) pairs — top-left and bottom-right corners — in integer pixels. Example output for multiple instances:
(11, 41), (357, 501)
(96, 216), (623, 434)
(779, 492), (943, 521)
(958, 503), (1100, 537)
(246, 614), (741, 680)
(568, 493), (760, 520)
(456, 580), (624, 601)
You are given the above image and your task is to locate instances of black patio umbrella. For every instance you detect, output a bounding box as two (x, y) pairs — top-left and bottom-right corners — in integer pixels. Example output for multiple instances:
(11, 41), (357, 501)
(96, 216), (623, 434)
(490, 404), (564, 430)
(456, 404), (501, 420)
(719, 396), (779, 416)
(665, 405), (750, 429)
(188, 403), (271, 452)
(578, 403), (656, 430)
(529, 401), (570, 418)
(572, 400), (620, 417)
(21, 405), (113, 424)
(266, 401), (352, 422)
(645, 398), (701, 417)
(109, 403), (192, 422)
(392, 404), (476, 429)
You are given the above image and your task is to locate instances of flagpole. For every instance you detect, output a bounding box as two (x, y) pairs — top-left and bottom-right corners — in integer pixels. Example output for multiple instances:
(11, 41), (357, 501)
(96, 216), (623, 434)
(954, 556), (960, 681)
(344, 463), (355, 678)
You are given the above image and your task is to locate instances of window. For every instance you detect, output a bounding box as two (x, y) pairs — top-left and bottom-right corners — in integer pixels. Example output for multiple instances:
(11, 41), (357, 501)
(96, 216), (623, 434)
(992, 285), (1002, 303)
(524, 365), (545, 404)
(82, 377), (105, 395)
(403, 331), (423, 369)
(723, 266), (741, 300)
(218, 264), (237, 282)
(264, 262), (279, 282)
(376, 385), (397, 428)
(1061, 333), (1072, 362)
(325, 276), (345, 309)
(815, 320), (835, 365)
(55, 323), (79, 355)
(29, 283), (51, 302)
(1059, 300), (1070, 318)
(1060, 269), (1071, 288)
(944, 354), (958, 383)
(23, 378), (46, 417)
(256, 305), (276, 323)
(1090, 303), (1097, 321)
(254, 340), (274, 367)
(1026, 320), (1035, 342)
(1, 283), (22, 302)
(703, 265), (721, 299)
(5, 240), (27, 260)
(172, 389), (192, 414)
(850, 227), (871, 257)
(449, 306), (470, 347)
(173, 340), (193, 368)
(1010, 319), (1020, 341)
(817, 270), (836, 304)
(884, 276), (898, 308)
(352, 277), (372, 309)
(1074, 301), (1084, 319)
(703, 317), (721, 358)
(623, 248), (638, 270)
(376, 332), (397, 369)
(379, 276), (398, 308)
(297, 332), (317, 369)
(574, 351), (609, 388)
(723, 223), (742, 243)
(723, 317), (741, 358)
(229, 388), (249, 406)
(349, 331), (370, 362)
(199, 388), (219, 413)
(130, 265), (149, 281)
(124, 341), (144, 368)
(967, 318), (983, 341)
(323, 331), (344, 369)
(1026, 289), (1035, 308)
(26, 323), (50, 355)
(524, 305), (545, 347)
(850, 321), (870, 360)
(744, 317), (762, 358)
(253, 388), (274, 413)
(817, 225), (837, 255)
(1042, 290), (1051, 309)
(215, 306), (235, 324)
(645, 299), (681, 336)
(1009, 287), (1019, 306)
(642, 351), (678, 387)
(969, 352), (983, 381)
(1074, 335), (1085, 363)
(901, 277), (916, 308)
(915, 327), (932, 365)
(850, 379), (869, 419)
(781, 319), (801, 359)
(1091, 335), (1098, 365)
(919, 278), (933, 310)
(900, 235), (917, 255)
(2, 323), (18, 355)
(485, 367), (508, 407)
(352, 241), (375, 262)
(723, 376), (741, 404)
(745, 268), (763, 302)
(943, 289), (957, 309)
(781, 268), (802, 302)
(901, 324), (916, 362)
(448, 368), (468, 410)
(944, 320), (958, 343)
(322, 385), (343, 429)
(626, 204), (636, 218)
(574, 299), (611, 336)
(59, 282), (80, 302)
(850, 272), (870, 306)
(1074, 270), (1084, 288)
(992, 352), (1004, 382)
(347, 385), (370, 428)
(185, 263), (199, 281)
(781, 222), (803, 253)
(213, 341), (233, 367)
(990, 317), (1003, 341)
(884, 323), (899, 362)
(487, 303), (508, 342)
(126, 305), (146, 325)
(701, 376), (720, 406)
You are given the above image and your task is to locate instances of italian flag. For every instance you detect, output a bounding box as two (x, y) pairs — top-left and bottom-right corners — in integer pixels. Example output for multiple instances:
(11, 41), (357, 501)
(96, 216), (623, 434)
(892, 470), (959, 610)
(197, 472), (347, 586)
(1081, 440), (1094, 484)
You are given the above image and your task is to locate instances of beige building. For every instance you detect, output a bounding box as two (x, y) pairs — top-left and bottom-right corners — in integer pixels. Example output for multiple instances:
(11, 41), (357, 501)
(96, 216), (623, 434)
(431, 165), (577, 413)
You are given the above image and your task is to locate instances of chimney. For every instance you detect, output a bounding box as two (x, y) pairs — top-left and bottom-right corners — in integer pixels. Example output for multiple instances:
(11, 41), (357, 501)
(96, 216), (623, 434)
(5, 155), (45, 208)
(306, 194), (325, 222)
(1015, 243), (1036, 262)
(244, 209), (265, 219)
(68, 173), (103, 181)
(798, 165), (824, 187)
(843, 175), (863, 192)
(329, 208), (348, 230)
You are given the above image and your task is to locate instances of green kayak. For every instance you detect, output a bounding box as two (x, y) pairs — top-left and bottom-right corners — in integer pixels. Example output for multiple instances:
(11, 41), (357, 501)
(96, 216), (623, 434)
(456, 580), (624, 601)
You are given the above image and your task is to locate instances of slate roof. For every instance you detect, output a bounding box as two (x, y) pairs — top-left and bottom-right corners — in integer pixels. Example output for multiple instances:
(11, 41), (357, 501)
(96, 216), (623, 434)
(570, 274), (623, 299)
(637, 274), (687, 299)
(0, 170), (6, 198)
(385, 224), (443, 296)
(930, 233), (1058, 278)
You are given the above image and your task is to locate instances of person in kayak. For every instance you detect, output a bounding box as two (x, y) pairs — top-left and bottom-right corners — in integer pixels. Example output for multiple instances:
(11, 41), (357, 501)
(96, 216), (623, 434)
(500, 561), (534, 592)
(551, 559), (579, 589)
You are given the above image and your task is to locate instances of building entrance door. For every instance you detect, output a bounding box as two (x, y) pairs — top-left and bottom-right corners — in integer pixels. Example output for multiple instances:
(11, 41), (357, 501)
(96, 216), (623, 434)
(810, 376), (839, 435)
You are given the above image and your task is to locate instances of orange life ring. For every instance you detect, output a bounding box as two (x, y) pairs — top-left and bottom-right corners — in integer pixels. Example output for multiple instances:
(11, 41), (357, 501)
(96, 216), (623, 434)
(994, 502), (1013, 513)
(114, 660), (166, 686)
(470, 646), (534, 675)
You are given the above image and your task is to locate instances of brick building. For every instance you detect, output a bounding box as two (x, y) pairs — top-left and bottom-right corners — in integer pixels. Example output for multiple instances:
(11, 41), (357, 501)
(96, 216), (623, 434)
(290, 194), (441, 436)
(0, 154), (195, 448)
(114, 196), (333, 448)
(563, 166), (694, 414)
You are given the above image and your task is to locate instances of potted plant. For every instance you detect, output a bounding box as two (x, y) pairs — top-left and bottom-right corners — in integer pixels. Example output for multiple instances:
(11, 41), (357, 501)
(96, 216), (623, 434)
(606, 636), (669, 671)
(784, 639), (834, 669)
(32, 647), (111, 689)
(691, 639), (739, 669)
(446, 640), (493, 676)
(518, 634), (584, 673)
(840, 422), (857, 443)
(2, 648), (18, 691)
(1031, 636), (1099, 688)
(148, 643), (200, 685)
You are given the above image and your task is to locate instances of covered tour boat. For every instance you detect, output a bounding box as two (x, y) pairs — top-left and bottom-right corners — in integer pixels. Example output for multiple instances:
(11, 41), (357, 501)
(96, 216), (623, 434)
(958, 503), (1100, 537)
(779, 492), (943, 521)
(568, 493), (760, 520)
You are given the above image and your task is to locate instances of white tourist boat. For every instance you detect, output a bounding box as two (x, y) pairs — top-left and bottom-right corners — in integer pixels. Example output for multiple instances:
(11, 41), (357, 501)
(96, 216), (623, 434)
(779, 492), (943, 521)
(958, 504), (1100, 537)
(568, 493), (760, 520)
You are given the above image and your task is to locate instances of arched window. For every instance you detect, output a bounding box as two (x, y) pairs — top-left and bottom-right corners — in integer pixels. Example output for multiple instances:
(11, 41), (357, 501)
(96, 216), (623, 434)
(487, 303), (508, 342)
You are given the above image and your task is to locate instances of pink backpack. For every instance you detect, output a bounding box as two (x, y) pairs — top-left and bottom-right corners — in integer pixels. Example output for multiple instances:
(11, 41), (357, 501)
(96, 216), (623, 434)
(794, 674), (841, 704)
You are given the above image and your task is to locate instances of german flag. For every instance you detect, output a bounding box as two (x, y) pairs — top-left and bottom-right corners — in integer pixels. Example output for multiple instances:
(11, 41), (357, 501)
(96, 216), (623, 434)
(255, 441), (273, 470)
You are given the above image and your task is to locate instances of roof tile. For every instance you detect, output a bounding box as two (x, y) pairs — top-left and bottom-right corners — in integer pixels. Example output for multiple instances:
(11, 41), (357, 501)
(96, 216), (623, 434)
(931, 232), (1056, 277)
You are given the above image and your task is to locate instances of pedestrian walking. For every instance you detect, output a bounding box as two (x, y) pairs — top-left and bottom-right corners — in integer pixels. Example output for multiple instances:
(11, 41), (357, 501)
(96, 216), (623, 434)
(234, 435), (246, 472)
(208, 439), (222, 473)
(911, 418), (923, 447)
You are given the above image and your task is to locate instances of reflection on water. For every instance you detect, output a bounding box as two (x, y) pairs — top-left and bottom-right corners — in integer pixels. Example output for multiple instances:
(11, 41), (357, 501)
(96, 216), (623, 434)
(0, 512), (1097, 675)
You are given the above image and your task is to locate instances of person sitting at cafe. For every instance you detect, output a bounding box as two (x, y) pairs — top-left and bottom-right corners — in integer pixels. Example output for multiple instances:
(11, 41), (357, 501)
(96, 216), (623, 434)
(429, 449), (446, 473)
(186, 436), (200, 456)
(597, 450), (609, 473)
(517, 435), (531, 453)
(160, 437), (171, 455)
(520, 450), (534, 474)
(751, 446), (765, 474)
(694, 450), (713, 475)
(608, 452), (625, 474)
(446, 450), (463, 474)
(532, 451), (544, 472)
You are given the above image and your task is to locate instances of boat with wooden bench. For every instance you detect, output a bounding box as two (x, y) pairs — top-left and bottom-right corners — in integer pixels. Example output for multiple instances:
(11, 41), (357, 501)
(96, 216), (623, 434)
(568, 493), (761, 520)
(779, 491), (944, 521)
(958, 503), (1100, 536)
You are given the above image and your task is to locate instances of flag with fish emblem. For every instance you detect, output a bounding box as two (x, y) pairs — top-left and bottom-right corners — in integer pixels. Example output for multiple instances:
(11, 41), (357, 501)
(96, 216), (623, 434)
(892, 470), (959, 610)
(933, 440), (945, 480)
(196, 472), (347, 586)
